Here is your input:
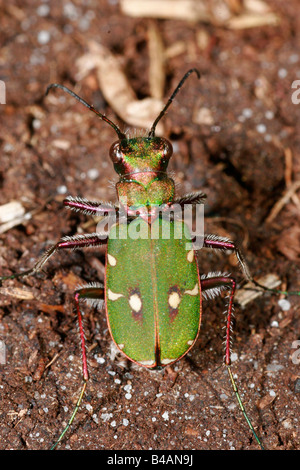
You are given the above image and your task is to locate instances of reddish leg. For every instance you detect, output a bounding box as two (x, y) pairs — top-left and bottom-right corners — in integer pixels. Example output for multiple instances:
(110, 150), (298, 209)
(202, 234), (300, 296)
(203, 235), (252, 280)
(201, 275), (236, 365)
(173, 191), (207, 206)
(63, 196), (117, 216)
(51, 284), (104, 449)
(74, 285), (105, 381)
(201, 274), (264, 449)
(0, 233), (108, 282)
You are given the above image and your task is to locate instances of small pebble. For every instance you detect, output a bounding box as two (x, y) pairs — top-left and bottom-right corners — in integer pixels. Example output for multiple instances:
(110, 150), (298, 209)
(256, 123), (267, 134)
(242, 108), (253, 118)
(278, 299), (291, 311)
(37, 30), (50, 45)
(37, 5), (50, 16)
(294, 379), (300, 393)
(278, 68), (288, 78)
(87, 168), (99, 180)
(265, 110), (274, 120)
(57, 185), (67, 194)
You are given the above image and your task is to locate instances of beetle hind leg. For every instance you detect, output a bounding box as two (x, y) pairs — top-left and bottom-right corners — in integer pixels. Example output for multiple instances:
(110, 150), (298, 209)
(201, 273), (264, 449)
(75, 282), (105, 308)
(51, 283), (105, 449)
(201, 274), (236, 365)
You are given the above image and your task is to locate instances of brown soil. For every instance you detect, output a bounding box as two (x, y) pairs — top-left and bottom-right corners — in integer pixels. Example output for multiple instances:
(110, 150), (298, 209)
(0, 0), (299, 450)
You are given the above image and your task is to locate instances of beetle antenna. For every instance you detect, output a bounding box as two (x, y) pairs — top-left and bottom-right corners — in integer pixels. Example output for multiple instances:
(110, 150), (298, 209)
(148, 68), (200, 138)
(46, 83), (126, 140)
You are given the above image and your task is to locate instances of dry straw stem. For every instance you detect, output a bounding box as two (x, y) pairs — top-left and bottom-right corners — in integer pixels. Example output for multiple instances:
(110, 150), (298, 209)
(234, 274), (281, 307)
(120, 0), (279, 28)
(266, 180), (300, 224)
(0, 201), (25, 224)
(148, 21), (165, 101)
(75, 41), (164, 133)
(0, 287), (35, 301)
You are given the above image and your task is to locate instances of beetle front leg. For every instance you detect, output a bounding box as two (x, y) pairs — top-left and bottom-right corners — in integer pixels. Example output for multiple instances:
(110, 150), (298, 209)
(173, 191), (207, 206)
(63, 195), (118, 216)
(0, 232), (108, 282)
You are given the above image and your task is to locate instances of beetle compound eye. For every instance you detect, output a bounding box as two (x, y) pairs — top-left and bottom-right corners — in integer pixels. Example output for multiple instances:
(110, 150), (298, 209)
(109, 141), (123, 163)
(163, 140), (173, 159)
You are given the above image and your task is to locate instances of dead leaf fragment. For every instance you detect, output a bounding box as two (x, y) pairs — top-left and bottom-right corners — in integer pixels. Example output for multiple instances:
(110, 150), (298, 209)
(76, 41), (164, 133)
(235, 274), (281, 307)
(0, 287), (35, 300)
(258, 394), (276, 410)
(120, 0), (280, 29)
(276, 226), (300, 261)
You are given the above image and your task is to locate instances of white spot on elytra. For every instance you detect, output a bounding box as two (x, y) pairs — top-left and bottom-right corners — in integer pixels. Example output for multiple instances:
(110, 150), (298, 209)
(168, 291), (181, 309)
(107, 254), (117, 266)
(184, 283), (199, 296)
(187, 250), (194, 263)
(118, 343), (125, 350)
(187, 340), (194, 346)
(108, 289), (124, 301)
(129, 293), (142, 313)
(139, 360), (155, 366)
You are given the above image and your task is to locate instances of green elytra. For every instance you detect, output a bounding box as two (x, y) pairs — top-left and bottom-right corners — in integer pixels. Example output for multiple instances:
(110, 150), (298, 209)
(106, 218), (201, 367)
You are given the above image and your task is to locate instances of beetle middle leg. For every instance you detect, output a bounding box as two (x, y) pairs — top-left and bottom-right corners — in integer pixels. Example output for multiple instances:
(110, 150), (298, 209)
(0, 232), (108, 282)
(202, 234), (292, 295)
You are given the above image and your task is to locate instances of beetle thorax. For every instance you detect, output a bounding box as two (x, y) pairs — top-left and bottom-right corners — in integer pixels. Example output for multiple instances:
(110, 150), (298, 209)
(110, 136), (175, 211)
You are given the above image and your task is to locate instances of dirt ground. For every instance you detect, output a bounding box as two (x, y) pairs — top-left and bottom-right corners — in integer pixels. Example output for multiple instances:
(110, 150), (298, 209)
(0, 0), (299, 451)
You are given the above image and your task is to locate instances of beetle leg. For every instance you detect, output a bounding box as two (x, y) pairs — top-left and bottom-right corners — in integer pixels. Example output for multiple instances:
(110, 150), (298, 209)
(201, 274), (264, 449)
(203, 234), (251, 280)
(51, 284), (104, 450)
(0, 233), (108, 282)
(74, 284), (105, 381)
(63, 196), (118, 216)
(173, 191), (207, 206)
(201, 275), (236, 366)
(202, 234), (300, 297)
(202, 234), (284, 294)
(75, 282), (105, 309)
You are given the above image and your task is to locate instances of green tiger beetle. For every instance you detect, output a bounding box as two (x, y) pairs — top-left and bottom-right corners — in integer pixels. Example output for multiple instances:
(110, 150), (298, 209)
(1, 69), (299, 450)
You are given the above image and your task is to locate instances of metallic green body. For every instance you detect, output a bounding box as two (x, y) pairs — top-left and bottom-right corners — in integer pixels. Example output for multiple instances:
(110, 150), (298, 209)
(111, 137), (175, 210)
(105, 217), (201, 368)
